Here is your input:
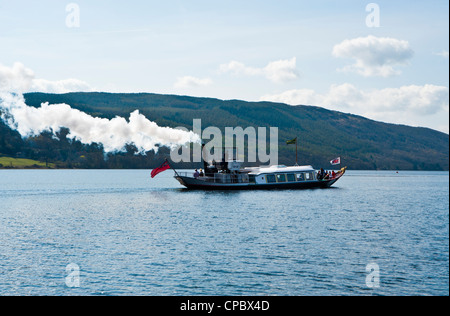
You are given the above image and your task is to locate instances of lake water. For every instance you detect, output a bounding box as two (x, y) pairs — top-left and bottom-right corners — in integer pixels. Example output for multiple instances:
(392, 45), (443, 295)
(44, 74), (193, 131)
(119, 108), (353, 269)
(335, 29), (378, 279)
(0, 169), (448, 296)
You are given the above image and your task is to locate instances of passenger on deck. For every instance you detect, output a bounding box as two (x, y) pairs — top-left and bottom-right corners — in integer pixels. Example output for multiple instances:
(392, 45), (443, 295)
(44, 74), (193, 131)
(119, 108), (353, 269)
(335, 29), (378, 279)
(318, 168), (325, 180)
(199, 169), (204, 177)
(194, 169), (199, 178)
(332, 170), (336, 178)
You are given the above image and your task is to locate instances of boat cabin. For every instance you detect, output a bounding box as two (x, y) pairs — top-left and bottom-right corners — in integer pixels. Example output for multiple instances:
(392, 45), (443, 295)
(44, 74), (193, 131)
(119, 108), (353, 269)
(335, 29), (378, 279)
(247, 165), (317, 185)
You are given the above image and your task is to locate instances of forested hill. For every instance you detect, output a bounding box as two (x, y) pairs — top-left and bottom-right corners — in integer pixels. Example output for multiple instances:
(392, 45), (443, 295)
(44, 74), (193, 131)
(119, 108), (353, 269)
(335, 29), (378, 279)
(1, 92), (448, 170)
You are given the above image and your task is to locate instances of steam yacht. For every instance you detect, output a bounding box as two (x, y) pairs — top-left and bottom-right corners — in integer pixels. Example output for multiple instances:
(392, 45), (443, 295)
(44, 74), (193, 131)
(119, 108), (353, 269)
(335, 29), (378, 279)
(173, 151), (346, 190)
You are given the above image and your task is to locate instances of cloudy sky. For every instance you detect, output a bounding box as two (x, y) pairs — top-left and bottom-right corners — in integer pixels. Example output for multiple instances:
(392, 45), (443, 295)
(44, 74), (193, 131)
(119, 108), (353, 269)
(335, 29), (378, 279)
(0, 0), (448, 133)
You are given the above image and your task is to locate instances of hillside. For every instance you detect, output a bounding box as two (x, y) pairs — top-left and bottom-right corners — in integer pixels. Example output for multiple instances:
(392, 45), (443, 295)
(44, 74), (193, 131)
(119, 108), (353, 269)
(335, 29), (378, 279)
(1, 92), (448, 170)
(0, 156), (55, 169)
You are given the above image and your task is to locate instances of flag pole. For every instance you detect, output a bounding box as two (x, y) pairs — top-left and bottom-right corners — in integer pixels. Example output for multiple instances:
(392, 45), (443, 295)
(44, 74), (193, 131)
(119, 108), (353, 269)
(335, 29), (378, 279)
(165, 158), (180, 177)
(286, 137), (299, 166)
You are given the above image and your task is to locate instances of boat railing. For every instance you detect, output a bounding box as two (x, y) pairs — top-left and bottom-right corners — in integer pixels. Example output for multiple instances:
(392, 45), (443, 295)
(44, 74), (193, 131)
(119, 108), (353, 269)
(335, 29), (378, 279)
(177, 171), (195, 178)
(177, 172), (248, 184)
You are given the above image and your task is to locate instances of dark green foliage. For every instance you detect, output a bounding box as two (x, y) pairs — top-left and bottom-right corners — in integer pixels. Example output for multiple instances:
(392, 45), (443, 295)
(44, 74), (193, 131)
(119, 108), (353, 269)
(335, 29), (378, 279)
(0, 92), (448, 170)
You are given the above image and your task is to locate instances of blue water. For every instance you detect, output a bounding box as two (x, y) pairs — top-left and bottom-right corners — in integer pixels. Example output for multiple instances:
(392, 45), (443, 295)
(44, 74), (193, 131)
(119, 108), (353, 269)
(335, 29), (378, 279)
(0, 170), (448, 296)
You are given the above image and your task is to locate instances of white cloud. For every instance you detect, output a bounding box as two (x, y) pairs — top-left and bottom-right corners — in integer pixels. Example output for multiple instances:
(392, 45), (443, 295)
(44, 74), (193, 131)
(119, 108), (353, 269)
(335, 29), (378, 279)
(435, 51), (449, 59)
(264, 58), (299, 83)
(260, 84), (449, 133)
(332, 36), (414, 77)
(174, 76), (213, 89)
(30, 78), (93, 94)
(0, 62), (35, 93)
(219, 57), (298, 83)
(0, 62), (92, 94)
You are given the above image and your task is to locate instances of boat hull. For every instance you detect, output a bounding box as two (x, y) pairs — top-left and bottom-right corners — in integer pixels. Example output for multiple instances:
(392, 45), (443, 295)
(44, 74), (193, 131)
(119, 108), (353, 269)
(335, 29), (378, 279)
(175, 174), (343, 190)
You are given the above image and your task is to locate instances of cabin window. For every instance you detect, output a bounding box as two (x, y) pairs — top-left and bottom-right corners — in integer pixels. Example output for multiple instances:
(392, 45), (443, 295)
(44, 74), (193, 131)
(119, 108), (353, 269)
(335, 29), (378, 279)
(249, 175), (256, 183)
(286, 174), (296, 182)
(266, 174), (276, 183)
(296, 173), (305, 181)
(276, 174), (286, 183)
(305, 172), (314, 180)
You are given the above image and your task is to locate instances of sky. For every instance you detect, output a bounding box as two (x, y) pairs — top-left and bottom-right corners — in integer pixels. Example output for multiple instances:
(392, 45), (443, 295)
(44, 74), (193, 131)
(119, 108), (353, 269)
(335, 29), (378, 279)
(0, 0), (449, 133)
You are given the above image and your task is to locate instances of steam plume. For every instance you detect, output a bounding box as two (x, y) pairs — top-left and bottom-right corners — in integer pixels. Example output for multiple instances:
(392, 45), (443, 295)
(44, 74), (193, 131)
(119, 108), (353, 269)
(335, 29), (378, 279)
(0, 63), (200, 153)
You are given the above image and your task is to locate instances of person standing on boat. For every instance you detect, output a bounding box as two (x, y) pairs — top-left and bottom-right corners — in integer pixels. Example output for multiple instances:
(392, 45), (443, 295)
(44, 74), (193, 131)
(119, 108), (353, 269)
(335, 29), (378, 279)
(318, 168), (325, 180)
(194, 169), (200, 178)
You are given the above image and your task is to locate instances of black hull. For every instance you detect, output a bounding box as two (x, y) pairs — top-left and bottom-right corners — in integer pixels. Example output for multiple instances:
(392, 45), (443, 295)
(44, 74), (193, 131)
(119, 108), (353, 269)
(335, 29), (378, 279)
(175, 175), (342, 191)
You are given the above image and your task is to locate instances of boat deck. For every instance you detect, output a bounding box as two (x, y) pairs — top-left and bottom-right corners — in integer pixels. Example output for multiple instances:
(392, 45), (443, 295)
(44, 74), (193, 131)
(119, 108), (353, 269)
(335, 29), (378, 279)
(175, 167), (346, 190)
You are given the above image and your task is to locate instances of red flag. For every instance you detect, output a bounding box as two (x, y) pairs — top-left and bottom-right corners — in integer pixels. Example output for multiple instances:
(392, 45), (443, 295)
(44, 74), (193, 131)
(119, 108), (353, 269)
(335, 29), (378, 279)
(330, 157), (341, 165)
(151, 160), (171, 178)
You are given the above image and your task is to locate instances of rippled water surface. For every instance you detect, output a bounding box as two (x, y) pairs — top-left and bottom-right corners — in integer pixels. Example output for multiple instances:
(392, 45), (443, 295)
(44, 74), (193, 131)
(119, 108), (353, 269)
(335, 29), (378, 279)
(0, 170), (448, 296)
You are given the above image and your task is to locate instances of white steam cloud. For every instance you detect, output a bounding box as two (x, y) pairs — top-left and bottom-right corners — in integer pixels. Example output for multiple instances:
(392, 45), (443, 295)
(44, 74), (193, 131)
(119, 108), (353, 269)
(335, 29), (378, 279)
(0, 62), (200, 153)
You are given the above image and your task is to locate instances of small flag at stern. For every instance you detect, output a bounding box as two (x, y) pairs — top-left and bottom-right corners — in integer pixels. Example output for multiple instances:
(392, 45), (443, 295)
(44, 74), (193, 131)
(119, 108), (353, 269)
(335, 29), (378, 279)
(330, 157), (341, 165)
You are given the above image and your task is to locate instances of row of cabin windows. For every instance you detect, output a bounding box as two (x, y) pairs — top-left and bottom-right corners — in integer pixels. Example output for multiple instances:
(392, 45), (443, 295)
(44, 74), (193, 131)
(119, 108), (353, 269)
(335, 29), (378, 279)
(265, 172), (315, 184)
